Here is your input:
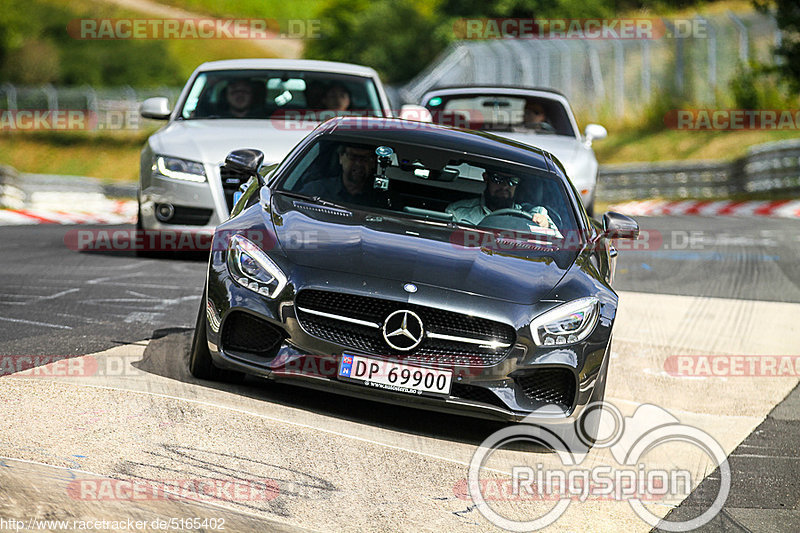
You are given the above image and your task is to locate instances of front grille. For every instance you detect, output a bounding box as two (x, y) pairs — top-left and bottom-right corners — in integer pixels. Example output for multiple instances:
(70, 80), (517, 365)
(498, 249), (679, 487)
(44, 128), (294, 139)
(295, 290), (515, 366)
(515, 368), (576, 410)
(450, 384), (508, 410)
(222, 311), (286, 360)
(220, 166), (250, 211)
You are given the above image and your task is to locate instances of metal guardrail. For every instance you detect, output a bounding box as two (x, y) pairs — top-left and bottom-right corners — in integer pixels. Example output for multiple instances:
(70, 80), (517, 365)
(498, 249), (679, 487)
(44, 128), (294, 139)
(597, 138), (800, 201)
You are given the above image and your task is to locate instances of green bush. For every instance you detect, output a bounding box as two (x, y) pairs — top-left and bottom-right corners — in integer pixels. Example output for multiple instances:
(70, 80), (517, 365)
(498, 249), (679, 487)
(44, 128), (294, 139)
(0, 0), (182, 87)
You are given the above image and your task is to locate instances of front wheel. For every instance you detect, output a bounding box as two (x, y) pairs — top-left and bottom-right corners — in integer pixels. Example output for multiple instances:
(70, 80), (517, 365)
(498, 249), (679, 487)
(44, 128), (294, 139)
(188, 290), (245, 383)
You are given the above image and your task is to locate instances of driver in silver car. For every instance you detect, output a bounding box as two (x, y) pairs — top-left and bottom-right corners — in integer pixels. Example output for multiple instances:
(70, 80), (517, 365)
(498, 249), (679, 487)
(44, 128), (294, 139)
(445, 170), (555, 228)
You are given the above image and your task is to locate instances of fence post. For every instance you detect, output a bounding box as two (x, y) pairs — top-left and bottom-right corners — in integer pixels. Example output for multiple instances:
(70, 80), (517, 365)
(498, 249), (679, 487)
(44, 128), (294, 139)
(640, 40), (652, 111)
(552, 40), (573, 97)
(697, 15), (716, 105)
(43, 84), (58, 113)
(0, 83), (17, 111)
(587, 41), (605, 100)
(539, 43), (551, 87)
(613, 40), (625, 117)
(728, 11), (749, 63)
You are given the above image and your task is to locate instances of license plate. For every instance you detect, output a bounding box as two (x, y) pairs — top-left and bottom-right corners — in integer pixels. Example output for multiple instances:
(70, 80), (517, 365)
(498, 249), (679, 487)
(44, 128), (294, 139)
(338, 355), (452, 396)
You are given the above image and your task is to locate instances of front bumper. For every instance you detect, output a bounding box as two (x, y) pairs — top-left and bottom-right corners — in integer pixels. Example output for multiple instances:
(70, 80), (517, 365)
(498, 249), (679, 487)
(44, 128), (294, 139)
(203, 250), (614, 424)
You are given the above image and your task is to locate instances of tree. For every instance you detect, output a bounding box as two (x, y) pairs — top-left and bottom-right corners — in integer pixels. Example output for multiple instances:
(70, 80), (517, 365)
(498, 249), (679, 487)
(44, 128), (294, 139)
(304, 0), (450, 84)
(755, 0), (800, 92)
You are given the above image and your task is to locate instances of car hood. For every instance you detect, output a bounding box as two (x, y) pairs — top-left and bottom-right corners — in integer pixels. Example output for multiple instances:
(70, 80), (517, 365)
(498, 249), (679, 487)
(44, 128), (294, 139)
(148, 119), (314, 166)
(270, 194), (577, 305)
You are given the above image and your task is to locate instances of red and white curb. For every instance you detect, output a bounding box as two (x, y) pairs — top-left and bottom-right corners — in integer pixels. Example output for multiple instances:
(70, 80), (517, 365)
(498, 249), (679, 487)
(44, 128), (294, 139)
(608, 199), (800, 218)
(0, 199), (137, 225)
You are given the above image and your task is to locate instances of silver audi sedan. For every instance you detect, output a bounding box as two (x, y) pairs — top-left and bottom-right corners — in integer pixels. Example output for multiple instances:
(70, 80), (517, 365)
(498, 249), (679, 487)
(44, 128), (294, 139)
(137, 59), (393, 233)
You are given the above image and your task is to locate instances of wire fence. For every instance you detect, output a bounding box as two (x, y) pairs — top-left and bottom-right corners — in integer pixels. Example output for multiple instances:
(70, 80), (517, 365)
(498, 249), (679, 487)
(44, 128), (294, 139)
(400, 10), (781, 119)
(0, 84), (183, 131)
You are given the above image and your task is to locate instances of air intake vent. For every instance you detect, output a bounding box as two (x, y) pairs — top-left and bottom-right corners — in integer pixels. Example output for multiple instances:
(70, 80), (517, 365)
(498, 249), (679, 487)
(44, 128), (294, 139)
(221, 311), (285, 361)
(515, 368), (576, 411)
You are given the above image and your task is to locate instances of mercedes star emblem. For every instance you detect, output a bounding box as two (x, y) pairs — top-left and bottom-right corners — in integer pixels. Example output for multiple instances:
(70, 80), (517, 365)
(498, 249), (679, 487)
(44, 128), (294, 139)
(382, 310), (424, 351)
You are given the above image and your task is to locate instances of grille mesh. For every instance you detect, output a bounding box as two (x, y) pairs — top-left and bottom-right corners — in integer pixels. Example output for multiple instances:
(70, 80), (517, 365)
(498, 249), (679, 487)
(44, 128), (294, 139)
(515, 368), (576, 410)
(295, 290), (515, 366)
(222, 311), (285, 360)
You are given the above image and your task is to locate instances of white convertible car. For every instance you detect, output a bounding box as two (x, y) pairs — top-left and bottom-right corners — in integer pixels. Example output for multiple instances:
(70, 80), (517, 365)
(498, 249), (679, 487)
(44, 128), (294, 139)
(419, 87), (606, 216)
(138, 59), (392, 232)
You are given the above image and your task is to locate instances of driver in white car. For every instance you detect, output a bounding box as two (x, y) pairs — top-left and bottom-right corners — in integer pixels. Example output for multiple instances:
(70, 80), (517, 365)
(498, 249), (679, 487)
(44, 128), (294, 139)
(445, 170), (555, 228)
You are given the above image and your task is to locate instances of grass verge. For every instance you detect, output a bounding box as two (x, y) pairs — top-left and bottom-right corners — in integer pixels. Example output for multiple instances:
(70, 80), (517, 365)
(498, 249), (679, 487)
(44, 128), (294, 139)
(0, 131), (152, 182)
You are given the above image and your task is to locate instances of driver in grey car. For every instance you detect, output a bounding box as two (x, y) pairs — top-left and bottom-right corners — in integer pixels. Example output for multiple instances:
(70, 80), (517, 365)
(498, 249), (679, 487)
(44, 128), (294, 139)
(445, 169), (555, 228)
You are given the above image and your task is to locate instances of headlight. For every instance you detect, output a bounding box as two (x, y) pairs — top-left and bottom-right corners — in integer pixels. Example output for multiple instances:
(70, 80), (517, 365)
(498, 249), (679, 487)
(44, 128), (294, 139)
(154, 155), (206, 183)
(530, 297), (599, 346)
(227, 235), (287, 299)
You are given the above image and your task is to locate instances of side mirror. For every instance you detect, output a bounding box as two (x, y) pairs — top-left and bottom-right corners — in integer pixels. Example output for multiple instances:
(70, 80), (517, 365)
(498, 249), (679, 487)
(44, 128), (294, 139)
(140, 97), (171, 120)
(399, 104), (432, 122)
(584, 123), (607, 145)
(224, 149), (265, 185)
(603, 212), (639, 239)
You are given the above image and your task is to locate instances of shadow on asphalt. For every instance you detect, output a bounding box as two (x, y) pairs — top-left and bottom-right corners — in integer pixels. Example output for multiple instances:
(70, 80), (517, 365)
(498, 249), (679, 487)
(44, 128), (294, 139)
(134, 329), (552, 453)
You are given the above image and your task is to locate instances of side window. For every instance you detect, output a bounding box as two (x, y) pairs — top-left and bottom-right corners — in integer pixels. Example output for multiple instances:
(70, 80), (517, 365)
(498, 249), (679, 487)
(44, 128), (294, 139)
(280, 143), (321, 191)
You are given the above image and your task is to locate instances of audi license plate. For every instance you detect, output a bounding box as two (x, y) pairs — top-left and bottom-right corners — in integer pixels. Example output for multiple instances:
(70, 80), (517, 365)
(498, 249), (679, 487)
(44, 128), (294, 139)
(338, 355), (452, 396)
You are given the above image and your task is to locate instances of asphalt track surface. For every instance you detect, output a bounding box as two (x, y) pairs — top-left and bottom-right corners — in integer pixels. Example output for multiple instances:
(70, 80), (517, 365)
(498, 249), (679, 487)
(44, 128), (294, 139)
(0, 216), (798, 532)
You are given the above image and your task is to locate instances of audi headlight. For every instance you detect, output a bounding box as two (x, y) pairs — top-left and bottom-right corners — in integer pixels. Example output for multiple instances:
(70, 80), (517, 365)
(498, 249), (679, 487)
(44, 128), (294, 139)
(154, 155), (206, 183)
(227, 235), (287, 299)
(530, 297), (599, 346)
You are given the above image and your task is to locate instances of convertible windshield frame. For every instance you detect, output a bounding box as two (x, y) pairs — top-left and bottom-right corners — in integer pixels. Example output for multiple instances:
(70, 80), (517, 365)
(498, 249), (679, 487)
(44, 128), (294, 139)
(424, 92), (579, 138)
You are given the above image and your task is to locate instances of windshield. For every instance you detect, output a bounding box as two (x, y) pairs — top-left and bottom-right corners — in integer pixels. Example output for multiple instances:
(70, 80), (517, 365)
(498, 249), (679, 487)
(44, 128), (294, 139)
(180, 69), (385, 120)
(277, 136), (579, 238)
(424, 94), (576, 137)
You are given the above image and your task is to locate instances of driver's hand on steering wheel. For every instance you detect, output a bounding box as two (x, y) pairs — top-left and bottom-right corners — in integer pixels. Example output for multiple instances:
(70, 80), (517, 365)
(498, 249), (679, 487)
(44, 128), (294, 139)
(532, 212), (550, 228)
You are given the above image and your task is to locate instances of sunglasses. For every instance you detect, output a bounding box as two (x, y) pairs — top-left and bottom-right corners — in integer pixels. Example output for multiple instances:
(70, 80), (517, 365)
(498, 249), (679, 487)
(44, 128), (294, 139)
(489, 173), (520, 187)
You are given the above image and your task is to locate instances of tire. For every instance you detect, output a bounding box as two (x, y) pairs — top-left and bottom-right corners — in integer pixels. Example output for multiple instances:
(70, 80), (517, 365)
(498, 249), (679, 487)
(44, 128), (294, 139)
(188, 290), (245, 383)
(135, 204), (176, 259)
(575, 347), (610, 449)
(134, 205), (148, 258)
(134, 204), (165, 258)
